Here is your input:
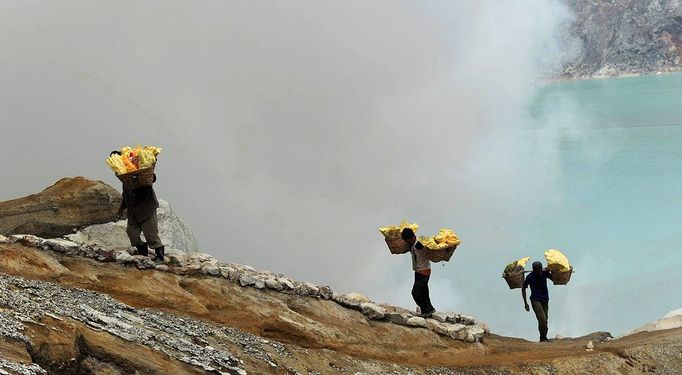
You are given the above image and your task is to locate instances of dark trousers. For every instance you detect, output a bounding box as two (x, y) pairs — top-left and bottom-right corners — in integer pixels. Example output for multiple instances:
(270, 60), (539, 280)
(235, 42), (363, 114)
(412, 272), (434, 314)
(126, 212), (163, 249)
(531, 300), (549, 339)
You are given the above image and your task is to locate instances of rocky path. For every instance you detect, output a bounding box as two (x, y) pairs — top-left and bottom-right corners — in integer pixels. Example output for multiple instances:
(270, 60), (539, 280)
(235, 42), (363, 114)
(1, 233), (681, 374)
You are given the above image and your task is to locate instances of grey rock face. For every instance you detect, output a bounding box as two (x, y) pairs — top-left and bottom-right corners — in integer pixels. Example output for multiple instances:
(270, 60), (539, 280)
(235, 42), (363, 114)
(560, 0), (682, 79)
(66, 200), (198, 253)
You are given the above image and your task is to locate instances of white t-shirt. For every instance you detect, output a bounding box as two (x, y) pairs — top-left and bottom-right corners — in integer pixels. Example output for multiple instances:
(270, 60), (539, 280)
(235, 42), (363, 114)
(410, 240), (431, 271)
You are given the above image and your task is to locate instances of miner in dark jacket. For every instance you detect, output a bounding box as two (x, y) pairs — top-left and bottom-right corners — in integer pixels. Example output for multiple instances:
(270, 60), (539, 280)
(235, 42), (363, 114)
(117, 173), (165, 263)
(522, 261), (554, 342)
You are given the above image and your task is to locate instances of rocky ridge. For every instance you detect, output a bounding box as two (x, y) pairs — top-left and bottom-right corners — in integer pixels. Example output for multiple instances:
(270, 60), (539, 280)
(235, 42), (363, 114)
(0, 234), (488, 345)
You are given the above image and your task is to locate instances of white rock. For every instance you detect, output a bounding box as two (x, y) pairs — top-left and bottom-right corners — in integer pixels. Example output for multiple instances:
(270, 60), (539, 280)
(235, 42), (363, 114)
(188, 252), (214, 264)
(65, 200), (198, 253)
(621, 307), (682, 337)
(586, 340), (594, 350)
(432, 321), (450, 335)
(663, 308), (682, 319)
(445, 323), (467, 340)
(334, 293), (371, 310)
(475, 321), (490, 334)
(219, 267), (232, 279)
(459, 314), (476, 326)
(265, 278), (283, 291)
(465, 325), (485, 343)
(318, 286), (333, 299)
(42, 238), (80, 253)
(202, 265), (220, 276)
(425, 318), (441, 331)
(9, 234), (44, 247)
(133, 256), (156, 269)
(431, 312), (450, 323)
(304, 282), (319, 296)
(239, 273), (256, 287)
(406, 317), (428, 328)
(115, 251), (135, 264)
(386, 312), (411, 325)
(0, 234), (9, 243)
(360, 303), (386, 320)
(445, 313), (461, 324)
(165, 249), (188, 266)
(254, 279), (265, 289)
(227, 268), (241, 282)
(277, 277), (295, 290)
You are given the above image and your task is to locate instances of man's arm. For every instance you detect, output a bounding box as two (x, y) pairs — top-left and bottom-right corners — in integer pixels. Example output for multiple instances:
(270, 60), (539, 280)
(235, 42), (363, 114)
(522, 287), (530, 311)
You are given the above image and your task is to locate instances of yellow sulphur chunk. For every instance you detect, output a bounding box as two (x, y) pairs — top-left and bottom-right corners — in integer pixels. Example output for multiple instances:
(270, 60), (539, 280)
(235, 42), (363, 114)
(379, 220), (418, 238)
(544, 249), (570, 272)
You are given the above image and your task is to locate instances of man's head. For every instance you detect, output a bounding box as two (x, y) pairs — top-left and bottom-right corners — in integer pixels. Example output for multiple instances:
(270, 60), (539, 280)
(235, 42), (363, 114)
(532, 261), (543, 274)
(401, 228), (417, 244)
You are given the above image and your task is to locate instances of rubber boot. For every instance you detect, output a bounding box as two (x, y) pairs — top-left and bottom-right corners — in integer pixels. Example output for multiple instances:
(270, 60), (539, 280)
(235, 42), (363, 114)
(154, 246), (165, 264)
(135, 242), (149, 256)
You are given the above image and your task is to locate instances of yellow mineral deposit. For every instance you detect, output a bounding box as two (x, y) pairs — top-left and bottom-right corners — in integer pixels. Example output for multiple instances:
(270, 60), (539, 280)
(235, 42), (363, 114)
(379, 219), (419, 238)
(544, 249), (570, 272)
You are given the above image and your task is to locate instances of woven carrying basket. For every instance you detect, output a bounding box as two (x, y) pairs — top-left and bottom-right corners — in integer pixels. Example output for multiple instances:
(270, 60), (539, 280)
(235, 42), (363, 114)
(551, 267), (573, 285)
(503, 271), (525, 289)
(425, 246), (456, 263)
(117, 165), (155, 190)
(385, 236), (410, 254)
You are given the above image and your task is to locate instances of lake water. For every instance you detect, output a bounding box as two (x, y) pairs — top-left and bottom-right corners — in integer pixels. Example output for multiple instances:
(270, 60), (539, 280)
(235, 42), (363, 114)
(504, 73), (682, 338)
(380, 73), (682, 340)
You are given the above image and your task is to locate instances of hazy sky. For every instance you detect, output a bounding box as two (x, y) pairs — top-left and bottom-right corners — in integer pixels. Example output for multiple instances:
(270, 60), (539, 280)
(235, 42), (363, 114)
(5, 0), (670, 340)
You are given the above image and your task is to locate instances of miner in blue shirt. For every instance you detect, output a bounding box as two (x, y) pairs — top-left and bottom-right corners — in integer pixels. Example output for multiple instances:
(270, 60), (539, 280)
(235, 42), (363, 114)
(522, 261), (554, 342)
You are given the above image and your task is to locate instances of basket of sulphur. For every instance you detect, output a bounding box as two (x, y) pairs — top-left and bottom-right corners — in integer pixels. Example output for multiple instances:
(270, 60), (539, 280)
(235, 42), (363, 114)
(545, 249), (573, 285)
(379, 220), (461, 262)
(502, 256), (530, 289)
(106, 145), (162, 190)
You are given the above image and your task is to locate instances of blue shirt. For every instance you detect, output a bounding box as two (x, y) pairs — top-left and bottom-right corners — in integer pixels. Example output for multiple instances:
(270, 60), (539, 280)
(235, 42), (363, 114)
(523, 271), (553, 302)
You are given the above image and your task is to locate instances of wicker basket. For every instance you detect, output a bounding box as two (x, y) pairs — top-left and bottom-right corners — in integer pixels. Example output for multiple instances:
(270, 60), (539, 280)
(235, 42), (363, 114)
(385, 236), (410, 254)
(117, 165), (155, 190)
(503, 271), (525, 289)
(551, 267), (573, 285)
(425, 246), (456, 263)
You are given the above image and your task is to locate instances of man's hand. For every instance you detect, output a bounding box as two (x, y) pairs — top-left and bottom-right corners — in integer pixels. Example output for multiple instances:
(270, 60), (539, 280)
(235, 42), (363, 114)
(524, 303), (530, 312)
(117, 208), (126, 220)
